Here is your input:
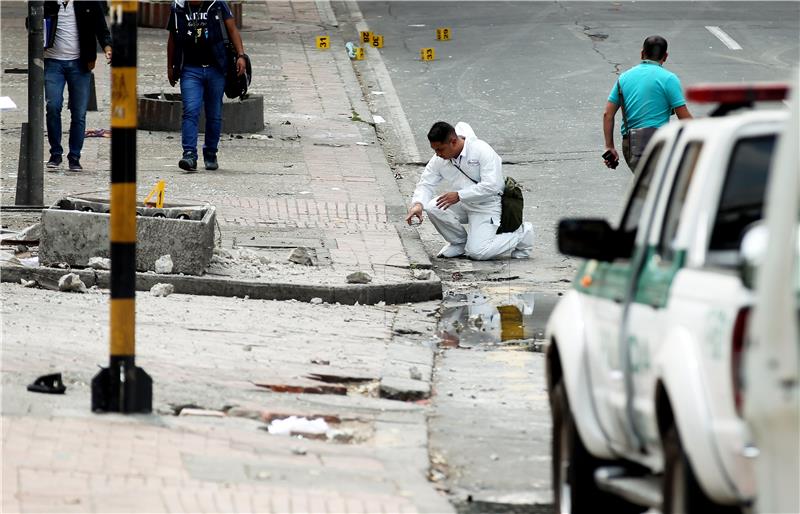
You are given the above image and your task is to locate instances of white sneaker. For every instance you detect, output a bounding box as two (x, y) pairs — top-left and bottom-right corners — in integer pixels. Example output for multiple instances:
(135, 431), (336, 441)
(511, 222), (534, 259)
(438, 243), (466, 258)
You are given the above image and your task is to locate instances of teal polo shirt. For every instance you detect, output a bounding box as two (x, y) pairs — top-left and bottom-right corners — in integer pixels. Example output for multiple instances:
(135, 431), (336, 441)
(608, 60), (686, 135)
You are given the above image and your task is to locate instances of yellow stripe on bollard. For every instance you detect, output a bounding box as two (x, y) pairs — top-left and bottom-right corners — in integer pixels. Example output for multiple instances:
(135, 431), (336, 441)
(110, 298), (136, 356)
(110, 183), (137, 242)
(111, 67), (137, 128)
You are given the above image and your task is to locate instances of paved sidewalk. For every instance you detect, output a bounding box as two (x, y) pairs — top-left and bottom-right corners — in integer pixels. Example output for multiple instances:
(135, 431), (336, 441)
(0, 0), (436, 304)
(1, 283), (450, 513)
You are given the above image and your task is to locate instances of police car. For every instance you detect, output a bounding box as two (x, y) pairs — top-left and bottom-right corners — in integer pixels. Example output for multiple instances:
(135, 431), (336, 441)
(740, 75), (799, 514)
(545, 83), (790, 513)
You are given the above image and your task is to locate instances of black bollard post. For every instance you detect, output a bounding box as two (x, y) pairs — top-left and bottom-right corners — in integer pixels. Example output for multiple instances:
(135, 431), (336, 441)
(91, 0), (152, 414)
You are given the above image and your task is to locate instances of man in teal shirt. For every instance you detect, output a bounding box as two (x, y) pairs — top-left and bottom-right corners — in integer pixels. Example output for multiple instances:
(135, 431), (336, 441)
(603, 35), (692, 172)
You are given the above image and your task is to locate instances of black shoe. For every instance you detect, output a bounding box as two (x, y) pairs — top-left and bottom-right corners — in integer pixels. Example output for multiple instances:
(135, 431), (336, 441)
(203, 152), (218, 171)
(179, 152), (197, 172)
(67, 156), (82, 172)
(46, 155), (62, 170)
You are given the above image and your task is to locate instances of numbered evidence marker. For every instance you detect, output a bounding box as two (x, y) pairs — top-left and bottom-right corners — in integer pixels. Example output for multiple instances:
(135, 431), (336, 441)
(316, 36), (330, 49)
(354, 47), (365, 60)
(360, 31), (372, 44)
(436, 27), (451, 40)
(371, 34), (384, 48)
(420, 47), (435, 61)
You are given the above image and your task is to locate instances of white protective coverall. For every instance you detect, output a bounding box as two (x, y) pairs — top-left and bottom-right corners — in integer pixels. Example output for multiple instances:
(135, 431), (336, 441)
(411, 122), (533, 260)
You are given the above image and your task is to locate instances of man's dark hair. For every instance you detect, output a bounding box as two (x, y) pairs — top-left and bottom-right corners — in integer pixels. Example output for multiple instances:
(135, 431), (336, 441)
(642, 35), (668, 61)
(427, 121), (456, 143)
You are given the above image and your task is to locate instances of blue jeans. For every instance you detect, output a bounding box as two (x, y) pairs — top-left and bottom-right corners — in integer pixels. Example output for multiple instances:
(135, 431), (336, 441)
(180, 65), (225, 158)
(45, 58), (91, 160)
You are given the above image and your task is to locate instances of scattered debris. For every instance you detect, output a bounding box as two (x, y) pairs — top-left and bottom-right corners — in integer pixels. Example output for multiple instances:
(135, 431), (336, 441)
(310, 297), (323, 305)
(155, 254), (174, 274)
(15, 245), (29, 254)
(267, 416), (329, 436)
(355, 142), (370, 146)
(58, 273), (87, 293)
(346, 271), (372, 284)
(150, 283), (175, 297)
(88, 256), (111, 270)
(373, 115), (386, 124)
(288, 247), (314, 266)
(345, 41), (357, 58)
(490, 453), (500, 461)
(84, 128), (111, 138)
(0, 250), (21, 265)
(327, 428), (356, 443)
(178, 408), (224, 417)
(291, 446), (308, 456)
(412, 269), (433, 280)
(247, 134), (272, 140)
(27, 373), (66, 394)
(310, 358), (330, 365)
(409, 366), (423, 381)
(313, 142), (343, 148)
(20, 279), (37, 288)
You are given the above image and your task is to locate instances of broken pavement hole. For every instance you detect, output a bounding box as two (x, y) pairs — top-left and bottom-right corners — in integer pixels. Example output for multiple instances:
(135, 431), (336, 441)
(305, 372), (374, 384)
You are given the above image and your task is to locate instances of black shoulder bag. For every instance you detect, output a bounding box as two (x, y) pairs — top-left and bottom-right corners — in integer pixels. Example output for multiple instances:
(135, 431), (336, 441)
(452, 161), (523, 235)
(217, 12), (251, 99)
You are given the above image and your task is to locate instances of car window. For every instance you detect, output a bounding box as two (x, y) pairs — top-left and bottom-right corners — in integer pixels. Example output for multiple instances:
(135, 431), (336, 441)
(619, 142), (665, 250)
(709, 135), (776, 257)
(659, 142), (703, 261)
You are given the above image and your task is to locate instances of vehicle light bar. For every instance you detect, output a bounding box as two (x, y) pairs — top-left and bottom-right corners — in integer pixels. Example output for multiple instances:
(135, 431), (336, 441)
(686, 83), (790, 104)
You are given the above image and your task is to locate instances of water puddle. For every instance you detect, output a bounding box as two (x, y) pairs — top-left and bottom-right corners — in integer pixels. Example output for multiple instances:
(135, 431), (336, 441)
(437, 290), (556, 349)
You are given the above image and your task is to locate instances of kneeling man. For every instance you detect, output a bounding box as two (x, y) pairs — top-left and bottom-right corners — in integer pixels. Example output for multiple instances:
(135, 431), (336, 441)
(405, 121), (533, 260)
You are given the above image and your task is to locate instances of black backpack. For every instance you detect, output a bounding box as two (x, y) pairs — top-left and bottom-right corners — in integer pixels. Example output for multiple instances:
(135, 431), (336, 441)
(217, 14), (251, 99)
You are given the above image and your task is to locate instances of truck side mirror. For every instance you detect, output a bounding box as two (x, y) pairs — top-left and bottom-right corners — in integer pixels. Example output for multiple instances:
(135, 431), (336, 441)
(558, 218), (625, 262)
(739, 222), (768, 289)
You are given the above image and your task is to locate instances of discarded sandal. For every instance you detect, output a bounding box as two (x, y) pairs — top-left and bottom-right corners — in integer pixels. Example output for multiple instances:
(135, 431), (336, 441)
(27, 373), (67, 394)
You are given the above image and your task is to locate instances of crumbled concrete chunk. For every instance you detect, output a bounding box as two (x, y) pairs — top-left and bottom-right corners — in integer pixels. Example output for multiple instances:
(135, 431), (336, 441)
(150, 283), (175, 297)
(155, 255), (174, 274)
(310, 297), (323, 305)
(409, 366), (423, 381)
(58, 273), (87, 293)
(88, 257), (111, 270)
(288, 247), (314, 266)
(412, 269), (433, 280)
(346, 271), (372, 284)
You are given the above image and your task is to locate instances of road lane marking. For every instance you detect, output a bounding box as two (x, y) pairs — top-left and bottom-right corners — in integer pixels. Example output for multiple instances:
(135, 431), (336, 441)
(705, 26), (742, 50)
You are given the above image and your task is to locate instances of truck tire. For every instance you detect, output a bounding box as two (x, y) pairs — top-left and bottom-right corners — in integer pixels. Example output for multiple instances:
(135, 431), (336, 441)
(662, 424), (740, 514)
(551, 381), (644, 514)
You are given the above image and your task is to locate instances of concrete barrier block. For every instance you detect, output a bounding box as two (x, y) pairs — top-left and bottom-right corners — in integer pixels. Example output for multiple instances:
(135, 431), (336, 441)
(40, 199), (216, 276)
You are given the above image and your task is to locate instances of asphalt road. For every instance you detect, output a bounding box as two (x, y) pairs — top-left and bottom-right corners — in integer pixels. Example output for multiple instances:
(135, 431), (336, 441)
(357, 1), (799, 293)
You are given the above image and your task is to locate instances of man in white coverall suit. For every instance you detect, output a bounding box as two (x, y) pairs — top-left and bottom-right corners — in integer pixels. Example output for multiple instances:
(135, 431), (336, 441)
(405, 121), (534, 260)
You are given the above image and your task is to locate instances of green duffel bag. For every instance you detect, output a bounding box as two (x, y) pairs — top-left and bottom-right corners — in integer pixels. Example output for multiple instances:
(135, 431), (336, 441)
(497, 176), (524, 234)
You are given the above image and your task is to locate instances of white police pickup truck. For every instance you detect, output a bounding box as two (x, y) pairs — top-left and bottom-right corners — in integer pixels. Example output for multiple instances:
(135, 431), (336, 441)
(545, 83), (790, 514)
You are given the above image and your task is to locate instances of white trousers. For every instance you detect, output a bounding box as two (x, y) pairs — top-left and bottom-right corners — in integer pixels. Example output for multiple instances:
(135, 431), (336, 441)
(424, 198), (524, 260)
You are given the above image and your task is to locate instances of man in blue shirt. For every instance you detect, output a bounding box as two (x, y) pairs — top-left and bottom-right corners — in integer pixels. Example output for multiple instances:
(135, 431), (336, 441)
(603, 36), (692, 172)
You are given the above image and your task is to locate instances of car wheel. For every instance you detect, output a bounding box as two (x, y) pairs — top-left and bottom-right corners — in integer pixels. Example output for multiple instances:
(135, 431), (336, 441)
(551, 381), (644, 514)
(662, 424), (741, 514)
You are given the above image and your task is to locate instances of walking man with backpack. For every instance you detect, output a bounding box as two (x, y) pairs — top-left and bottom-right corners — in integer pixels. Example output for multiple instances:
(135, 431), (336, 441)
(167, 0), (246, 172)
(602, 35), (693, 172)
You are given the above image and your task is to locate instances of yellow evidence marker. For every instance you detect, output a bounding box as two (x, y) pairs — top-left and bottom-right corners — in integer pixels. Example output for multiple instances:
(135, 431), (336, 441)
(371, 34), (384, 48)
(144, 180), (165, 208)
(360, 31), (372, 44)
(436, 27), (451, 40)
(316, 36), (330, 49)
(420, 47), (435, 61)
(354, 47), (365, 60)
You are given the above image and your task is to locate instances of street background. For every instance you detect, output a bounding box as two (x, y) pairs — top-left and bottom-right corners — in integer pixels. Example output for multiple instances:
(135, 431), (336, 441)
(2, 1), (799, 513)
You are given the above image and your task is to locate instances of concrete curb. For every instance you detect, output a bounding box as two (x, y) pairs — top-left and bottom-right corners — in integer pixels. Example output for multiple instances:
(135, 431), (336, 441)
(0, 264), (442, 305)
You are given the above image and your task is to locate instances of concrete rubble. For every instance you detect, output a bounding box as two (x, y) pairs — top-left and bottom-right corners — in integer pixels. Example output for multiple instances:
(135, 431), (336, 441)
(57, 273), (87, 293)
